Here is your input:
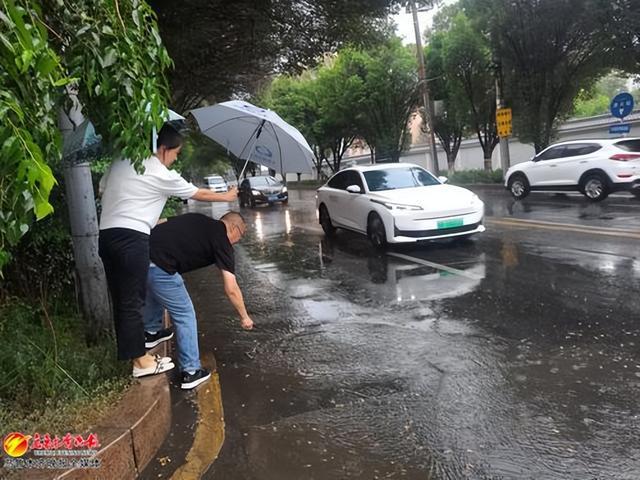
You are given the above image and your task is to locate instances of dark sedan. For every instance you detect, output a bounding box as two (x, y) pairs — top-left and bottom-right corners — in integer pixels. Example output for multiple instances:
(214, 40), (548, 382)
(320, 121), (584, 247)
(239, 176), (288, 207)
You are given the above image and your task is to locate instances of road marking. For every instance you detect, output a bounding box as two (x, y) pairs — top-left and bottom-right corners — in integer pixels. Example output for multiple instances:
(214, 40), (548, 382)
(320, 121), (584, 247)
(488, 217), (640, 240)
(171, 354), (225, 480)
(387, 252), (484, 280)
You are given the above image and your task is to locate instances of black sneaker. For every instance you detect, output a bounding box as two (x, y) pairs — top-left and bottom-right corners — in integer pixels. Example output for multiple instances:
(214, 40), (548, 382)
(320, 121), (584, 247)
(144, 327), (174, 349)
(181, 368), (211, 390)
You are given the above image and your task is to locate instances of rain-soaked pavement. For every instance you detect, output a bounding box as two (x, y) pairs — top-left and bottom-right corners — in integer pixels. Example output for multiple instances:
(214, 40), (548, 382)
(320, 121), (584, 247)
(180, 188), (639, 479)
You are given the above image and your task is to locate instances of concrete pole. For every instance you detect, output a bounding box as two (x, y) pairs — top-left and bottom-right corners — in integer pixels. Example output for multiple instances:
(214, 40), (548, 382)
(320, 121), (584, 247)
(495, 75), (511, 177)
(411, 1), (439, 174)
(59, 93), (112, 343)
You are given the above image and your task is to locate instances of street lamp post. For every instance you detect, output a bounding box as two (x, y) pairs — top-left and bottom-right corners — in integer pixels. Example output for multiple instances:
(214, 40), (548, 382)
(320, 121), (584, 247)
(410, 1), (439, 175)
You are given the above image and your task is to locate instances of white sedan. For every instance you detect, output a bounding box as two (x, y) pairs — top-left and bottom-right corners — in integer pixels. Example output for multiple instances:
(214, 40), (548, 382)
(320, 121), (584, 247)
(316, 163), (485, 247)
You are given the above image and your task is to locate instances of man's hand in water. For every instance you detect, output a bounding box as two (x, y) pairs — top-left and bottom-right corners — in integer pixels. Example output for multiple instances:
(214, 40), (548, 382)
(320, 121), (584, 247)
(240, 316), (254, 330)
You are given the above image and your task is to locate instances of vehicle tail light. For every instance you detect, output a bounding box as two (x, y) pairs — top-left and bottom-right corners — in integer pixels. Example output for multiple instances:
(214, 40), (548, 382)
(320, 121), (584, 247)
(610, 153), (640, 161)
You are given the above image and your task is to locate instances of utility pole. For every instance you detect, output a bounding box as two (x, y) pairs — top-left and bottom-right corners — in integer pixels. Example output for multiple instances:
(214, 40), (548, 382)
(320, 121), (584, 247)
(494, 60), (511, 176)
(410, 1), (439, 175)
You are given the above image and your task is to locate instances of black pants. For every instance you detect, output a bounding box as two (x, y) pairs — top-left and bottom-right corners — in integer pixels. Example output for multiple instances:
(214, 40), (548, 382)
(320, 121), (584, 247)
(99, 228), (149, 360)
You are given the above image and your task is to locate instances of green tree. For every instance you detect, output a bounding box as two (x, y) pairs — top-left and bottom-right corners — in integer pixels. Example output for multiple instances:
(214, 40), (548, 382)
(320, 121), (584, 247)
(0, 0), (68, 272)
(261, 75), (328, 178)
(463, 0), (627, 152)
(572, 72), (633, 118)
(343, 38), (420, 162)
(149, 0), (402, 111)
(425, 32), (467, 172)
(440, 12), (498, 170)
(1, 0), (171, 340)
(262, 57), (364, 176)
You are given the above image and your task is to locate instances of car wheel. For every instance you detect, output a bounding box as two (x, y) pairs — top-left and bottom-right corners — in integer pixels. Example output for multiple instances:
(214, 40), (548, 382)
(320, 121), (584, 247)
(367, 213), (387, 249)
(581, 173), (609, 202)
(508, 174), (530, 200)
(319, 205), (336, 237)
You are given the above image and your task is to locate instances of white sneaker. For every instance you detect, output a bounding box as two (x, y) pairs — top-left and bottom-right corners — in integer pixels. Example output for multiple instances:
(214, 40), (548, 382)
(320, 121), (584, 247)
(132, 358), (175, 378)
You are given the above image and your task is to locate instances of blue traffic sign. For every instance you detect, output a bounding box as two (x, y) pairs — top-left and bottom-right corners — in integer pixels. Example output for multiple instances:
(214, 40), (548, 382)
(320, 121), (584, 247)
(609, 123), (631, 134)
(610, 92), (634, 119)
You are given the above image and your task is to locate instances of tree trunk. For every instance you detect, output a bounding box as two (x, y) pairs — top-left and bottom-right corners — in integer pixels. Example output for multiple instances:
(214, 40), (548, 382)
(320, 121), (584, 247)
(59, 101), (111, 344)
(63, 162), (112, 343)
(447, 153), (456, 173)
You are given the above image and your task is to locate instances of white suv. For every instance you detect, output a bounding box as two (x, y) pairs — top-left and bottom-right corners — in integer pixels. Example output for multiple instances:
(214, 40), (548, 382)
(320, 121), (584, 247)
(505, 138), (640, 201)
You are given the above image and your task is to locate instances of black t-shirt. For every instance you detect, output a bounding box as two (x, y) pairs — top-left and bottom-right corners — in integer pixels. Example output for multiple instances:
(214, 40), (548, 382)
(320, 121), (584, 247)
(150, 213), (235, 275)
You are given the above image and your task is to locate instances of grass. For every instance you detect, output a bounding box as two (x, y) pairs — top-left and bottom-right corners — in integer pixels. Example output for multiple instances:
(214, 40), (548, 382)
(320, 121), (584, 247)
(0, 300), (131, 433)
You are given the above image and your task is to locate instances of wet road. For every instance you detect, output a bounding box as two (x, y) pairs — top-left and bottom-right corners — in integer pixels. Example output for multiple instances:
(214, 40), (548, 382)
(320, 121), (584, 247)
(190, 188), (640, 480)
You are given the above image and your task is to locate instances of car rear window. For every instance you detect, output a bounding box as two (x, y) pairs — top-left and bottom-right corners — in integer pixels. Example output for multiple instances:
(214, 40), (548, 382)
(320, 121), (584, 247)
(614, 139), (640, 152)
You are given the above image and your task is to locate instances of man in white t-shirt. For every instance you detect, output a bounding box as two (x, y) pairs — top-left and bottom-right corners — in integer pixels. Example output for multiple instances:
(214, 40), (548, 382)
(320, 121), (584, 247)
(98, 123), (238, 378)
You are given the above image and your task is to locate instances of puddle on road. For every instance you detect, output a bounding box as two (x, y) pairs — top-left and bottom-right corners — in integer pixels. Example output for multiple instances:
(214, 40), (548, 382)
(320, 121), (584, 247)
(205, 203), (640, 479)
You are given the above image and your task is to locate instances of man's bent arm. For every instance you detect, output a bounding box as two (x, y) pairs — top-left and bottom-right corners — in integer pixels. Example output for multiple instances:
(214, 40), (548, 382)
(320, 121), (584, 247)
(221, 270), (253, 329)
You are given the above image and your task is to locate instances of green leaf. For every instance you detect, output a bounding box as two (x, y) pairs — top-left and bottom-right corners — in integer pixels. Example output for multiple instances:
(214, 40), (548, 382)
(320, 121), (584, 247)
(20, 49), (33, 72)
(102, 48), (117, 68)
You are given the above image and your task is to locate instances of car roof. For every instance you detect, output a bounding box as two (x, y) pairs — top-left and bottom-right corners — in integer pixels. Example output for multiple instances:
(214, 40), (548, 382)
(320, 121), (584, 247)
(545, 137), (640, 147)
(342, 162), (425, 173)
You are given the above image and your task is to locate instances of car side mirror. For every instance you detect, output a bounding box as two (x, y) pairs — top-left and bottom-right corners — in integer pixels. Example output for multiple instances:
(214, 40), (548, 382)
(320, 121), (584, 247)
(346, 185), (362, 194)
(438, 176), (448, 184)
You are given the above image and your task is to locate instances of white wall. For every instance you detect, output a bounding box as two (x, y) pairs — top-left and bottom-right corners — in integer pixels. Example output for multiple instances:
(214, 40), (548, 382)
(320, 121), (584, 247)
(342, 110), (640, 172)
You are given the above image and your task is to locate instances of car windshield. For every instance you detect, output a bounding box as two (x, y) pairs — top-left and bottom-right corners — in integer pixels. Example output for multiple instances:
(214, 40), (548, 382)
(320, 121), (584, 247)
(251, 176), (280, 186)
(208, 177), (225, 184)
(363, 167), (439, 192)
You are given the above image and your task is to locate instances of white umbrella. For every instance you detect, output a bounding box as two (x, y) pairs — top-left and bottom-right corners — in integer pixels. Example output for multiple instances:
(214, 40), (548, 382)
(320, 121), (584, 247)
(189, 100), (315, 178)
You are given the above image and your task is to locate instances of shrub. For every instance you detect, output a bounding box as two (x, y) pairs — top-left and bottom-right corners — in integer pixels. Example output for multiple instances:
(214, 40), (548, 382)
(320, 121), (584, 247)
(447, 169), (504, 185)
(0, 300), (130, 432)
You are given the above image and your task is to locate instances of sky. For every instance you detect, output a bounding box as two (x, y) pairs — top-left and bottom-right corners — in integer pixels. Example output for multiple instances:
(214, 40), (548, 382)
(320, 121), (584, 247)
(391, 1), (454, 45)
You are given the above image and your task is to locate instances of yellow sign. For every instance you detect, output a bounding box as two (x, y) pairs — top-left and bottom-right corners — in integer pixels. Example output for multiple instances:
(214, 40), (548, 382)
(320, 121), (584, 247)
(496, 107), (512, 137)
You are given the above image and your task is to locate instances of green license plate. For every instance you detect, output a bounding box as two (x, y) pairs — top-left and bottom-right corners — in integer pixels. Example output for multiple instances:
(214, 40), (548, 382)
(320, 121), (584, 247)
(437, 218), (464, 229)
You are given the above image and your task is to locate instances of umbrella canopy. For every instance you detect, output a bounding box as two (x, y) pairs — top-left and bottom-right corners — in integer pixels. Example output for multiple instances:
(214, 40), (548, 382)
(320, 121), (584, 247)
(190, 101), (315, 175)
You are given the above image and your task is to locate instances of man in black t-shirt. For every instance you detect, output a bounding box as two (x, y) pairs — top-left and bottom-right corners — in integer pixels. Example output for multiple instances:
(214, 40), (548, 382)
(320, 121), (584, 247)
(143, 212), (253, 390)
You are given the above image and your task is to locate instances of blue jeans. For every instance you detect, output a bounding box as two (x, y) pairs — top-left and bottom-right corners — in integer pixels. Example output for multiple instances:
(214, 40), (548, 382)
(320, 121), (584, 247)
(143, 265), (201, 372)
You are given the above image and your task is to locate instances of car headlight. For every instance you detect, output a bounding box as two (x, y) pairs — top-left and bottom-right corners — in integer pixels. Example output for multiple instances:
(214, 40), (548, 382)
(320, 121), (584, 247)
(281, 186), (287, 193)
(251, 189), (261, 196)
(371, 199), (422, 211)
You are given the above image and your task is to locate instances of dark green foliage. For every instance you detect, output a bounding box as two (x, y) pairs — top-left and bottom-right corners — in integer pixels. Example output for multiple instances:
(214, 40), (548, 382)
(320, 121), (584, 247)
(149, 0), (421, 111)
(0, 300), (129, 431)
(462, 0), (637, 152)
(1, 186), (74, 302)
(448, 168), (503, 184)
(0, 0), (68, 271)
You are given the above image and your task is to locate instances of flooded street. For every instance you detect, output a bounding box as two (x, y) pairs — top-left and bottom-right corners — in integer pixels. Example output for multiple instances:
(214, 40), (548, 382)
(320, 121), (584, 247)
(187, 188), (640, 479)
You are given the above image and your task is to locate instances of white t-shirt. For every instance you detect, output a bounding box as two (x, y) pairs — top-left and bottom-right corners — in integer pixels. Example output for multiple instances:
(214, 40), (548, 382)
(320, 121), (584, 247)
(99, 156), (198, 234)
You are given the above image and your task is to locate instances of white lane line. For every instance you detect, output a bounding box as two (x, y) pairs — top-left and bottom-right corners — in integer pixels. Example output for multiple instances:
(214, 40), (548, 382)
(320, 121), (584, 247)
(487, 217), (640, 239)
(387, 252), (484, 280)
